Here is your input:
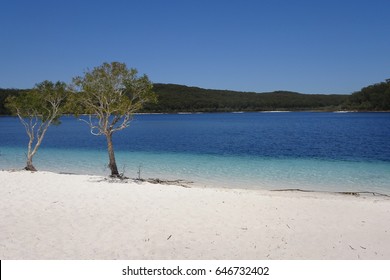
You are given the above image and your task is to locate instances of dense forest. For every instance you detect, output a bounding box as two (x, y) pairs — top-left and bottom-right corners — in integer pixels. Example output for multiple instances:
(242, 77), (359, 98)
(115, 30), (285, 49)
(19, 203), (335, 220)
(144, 84), (347, 112)
(344, 79), (390, 111)
(1, 79), (390, 115)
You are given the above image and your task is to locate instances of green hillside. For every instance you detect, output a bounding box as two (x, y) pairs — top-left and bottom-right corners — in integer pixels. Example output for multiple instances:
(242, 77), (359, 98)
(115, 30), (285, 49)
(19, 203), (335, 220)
(143, 84), (347, 112)
(345, 79), (390, 111)
(2, 80), (390, 114)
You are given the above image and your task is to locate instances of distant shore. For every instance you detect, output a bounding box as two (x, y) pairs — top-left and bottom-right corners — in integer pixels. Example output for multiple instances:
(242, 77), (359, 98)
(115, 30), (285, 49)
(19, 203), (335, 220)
(2, 80), (390, 115)
(3, 110), (390, 118)
(1, 170), (389, 259)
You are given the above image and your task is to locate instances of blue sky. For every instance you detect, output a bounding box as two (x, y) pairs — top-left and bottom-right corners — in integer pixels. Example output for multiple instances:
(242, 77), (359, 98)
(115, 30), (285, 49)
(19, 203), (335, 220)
(1, 0), (389, 94)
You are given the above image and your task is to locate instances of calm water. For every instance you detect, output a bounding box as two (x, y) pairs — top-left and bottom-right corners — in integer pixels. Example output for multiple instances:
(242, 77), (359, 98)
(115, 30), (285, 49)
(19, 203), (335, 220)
(1, 112), (390, 193)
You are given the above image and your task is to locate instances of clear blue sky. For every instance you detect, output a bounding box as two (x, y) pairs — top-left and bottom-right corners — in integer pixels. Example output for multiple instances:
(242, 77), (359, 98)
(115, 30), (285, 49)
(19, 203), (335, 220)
(1, 0), (389, 94)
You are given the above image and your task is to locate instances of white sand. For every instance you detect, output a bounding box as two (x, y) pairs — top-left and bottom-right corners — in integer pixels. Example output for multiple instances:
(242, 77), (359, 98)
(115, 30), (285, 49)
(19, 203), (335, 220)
(0, 170), (389, 260)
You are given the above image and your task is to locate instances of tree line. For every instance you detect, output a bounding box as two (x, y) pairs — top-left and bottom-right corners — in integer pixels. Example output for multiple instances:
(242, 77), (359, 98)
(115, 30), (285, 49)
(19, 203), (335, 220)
(3, 79), (390, 115)
(1, 84), (347, 114)
(144, 84), (348, 112)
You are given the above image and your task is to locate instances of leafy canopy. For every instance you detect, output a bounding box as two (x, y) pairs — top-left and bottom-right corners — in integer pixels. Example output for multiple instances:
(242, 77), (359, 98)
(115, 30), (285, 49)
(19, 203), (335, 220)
(71, 62), (156, 135)
(6, 80), (67, 124)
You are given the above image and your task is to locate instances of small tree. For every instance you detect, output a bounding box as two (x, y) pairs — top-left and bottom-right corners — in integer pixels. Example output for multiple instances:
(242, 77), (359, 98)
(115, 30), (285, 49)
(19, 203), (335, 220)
(5, 81), (67, 171)
(72, 62), (156, 177)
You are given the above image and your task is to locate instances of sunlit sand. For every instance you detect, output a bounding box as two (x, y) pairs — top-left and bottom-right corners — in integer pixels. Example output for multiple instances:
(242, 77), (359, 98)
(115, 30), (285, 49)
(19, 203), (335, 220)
(1, 170), (389, 259)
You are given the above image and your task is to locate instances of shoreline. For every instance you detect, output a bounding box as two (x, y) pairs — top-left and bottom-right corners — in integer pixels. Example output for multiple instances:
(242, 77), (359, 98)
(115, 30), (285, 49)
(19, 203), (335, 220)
(3, 167), (390, 197)
(2, 111), (390, 118)
(1, 170), (390, 259)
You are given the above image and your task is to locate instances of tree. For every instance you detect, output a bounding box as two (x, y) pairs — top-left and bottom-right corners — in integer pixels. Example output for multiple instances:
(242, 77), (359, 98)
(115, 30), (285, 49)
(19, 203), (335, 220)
(71, 62), (156, 177)
(5, 81), (67, 171)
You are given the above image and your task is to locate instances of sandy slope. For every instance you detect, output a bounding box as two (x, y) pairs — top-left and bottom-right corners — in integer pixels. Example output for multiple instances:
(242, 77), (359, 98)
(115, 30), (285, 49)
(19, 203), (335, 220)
(0, 170), (389, 259)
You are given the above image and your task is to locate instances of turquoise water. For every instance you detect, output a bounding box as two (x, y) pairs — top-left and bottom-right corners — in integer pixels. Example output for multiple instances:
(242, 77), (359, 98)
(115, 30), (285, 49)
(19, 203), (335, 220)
(1, 147), (390, 193)
(1, 113), (390, 194)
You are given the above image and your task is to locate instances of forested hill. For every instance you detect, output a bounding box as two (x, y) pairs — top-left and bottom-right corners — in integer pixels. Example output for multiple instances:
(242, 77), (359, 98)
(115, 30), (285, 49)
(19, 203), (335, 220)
(2, 80), (390, 114)
(344, 79), (390, 111)
(144, 84), (347, 112)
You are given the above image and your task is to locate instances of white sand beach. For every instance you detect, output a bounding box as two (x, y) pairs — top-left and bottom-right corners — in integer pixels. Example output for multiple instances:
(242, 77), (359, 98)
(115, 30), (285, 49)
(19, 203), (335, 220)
(0, 170), (389, 260)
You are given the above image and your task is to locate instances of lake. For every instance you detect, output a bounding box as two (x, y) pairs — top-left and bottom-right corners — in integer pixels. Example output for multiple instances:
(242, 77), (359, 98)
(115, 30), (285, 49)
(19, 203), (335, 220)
(1, 112), (390, 194)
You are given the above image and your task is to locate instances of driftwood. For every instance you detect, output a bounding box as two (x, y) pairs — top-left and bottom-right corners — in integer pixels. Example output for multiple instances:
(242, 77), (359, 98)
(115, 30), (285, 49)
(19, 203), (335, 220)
(91, 176), (193, 188)
(89, 175), (130, 184)
(135, 178), (193, 188)
(272, 188), (390, 197)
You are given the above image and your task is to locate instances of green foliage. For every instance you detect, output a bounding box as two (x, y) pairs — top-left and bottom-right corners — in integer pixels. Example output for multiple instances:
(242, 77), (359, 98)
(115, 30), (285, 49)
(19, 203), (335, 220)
(5, 81), (67, 123)
(71, 62), (156, 132)
(0, 88), (27, 115)
(143, 84), (348, 112)
(345, 79), (390, 111)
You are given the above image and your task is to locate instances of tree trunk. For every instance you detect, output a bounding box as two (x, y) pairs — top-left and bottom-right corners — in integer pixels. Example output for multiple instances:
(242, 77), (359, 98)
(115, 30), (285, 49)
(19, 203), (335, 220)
(106, 133), (119, 177)
(25, 155), (37, 171)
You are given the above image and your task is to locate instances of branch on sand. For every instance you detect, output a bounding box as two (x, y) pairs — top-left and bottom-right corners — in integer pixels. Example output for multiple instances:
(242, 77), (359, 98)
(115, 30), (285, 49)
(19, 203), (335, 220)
(93, 176), (193, 188)
(272, 188), (390, 197)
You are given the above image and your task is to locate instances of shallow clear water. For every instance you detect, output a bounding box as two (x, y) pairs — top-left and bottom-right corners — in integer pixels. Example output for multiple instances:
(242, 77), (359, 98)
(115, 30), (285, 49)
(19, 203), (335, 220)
(1, 112), (390, 193)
